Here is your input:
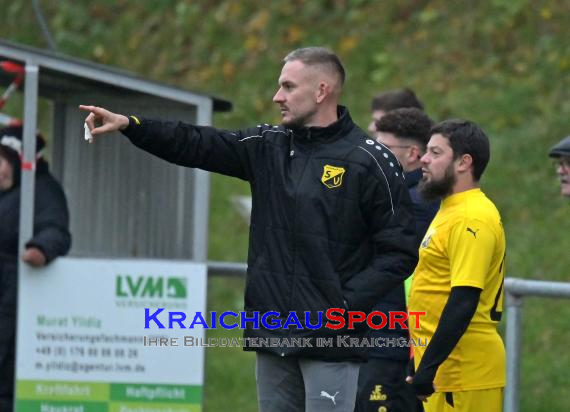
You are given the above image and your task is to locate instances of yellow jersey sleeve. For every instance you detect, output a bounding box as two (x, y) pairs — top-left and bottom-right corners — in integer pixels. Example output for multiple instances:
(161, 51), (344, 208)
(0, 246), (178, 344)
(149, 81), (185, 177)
(448, 217), (496, 289)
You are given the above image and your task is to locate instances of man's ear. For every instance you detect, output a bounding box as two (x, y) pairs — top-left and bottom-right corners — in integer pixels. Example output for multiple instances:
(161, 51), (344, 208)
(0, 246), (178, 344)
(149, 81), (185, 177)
(457, 153), (473, 172)
(316, 81), (329, 103)
(410, 145), (422, 162)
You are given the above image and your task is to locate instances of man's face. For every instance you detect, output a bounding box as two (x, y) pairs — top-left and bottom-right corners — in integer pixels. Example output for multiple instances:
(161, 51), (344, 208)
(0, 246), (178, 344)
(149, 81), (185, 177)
(273, 60), (319, 128)
(555, 156), (570, 198)
(418, 134), (457, 201)
(0, 155), (14, 191)
(376, 131), (415, 172)
(368, 109), (386, 134)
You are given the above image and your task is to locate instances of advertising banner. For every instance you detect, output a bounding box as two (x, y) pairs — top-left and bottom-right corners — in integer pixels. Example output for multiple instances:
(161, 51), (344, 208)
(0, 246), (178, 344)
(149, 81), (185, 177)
(15, 257), (207, 412)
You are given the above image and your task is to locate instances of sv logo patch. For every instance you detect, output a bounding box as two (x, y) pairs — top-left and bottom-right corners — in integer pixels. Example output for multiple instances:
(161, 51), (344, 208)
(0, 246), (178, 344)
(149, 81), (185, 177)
(321, 165), (345, 189)
(421, 228), (435, 249)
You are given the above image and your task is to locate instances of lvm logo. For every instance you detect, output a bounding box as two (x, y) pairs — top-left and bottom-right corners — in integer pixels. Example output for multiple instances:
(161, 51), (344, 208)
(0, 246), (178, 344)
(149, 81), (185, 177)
(116, 275), (187, 299)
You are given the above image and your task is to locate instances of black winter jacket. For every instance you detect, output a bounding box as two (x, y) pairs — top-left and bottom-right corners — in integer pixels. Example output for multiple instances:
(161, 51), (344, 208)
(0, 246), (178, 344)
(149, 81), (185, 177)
(123, 106), (418, 361)
(368, 167), (439, 361)
(0, 161), (71, 401)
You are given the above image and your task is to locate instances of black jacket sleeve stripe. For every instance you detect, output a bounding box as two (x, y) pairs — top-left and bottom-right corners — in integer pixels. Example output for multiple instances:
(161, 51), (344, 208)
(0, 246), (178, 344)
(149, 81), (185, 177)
(356, 145), (395, 214)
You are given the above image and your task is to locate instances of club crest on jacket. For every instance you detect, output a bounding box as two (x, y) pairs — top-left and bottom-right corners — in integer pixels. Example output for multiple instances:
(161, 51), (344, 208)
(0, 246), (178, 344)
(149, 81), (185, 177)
(321, 165), (345, 189)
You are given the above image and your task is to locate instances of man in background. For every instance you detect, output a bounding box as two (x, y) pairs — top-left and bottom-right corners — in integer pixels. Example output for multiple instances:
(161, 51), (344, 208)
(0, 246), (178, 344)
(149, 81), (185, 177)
(368, 88), (424, 134)
(548, 135), (570, 198)
(376, 108), (439, 245)
(0, 125), (71, 411)
(356, 108), (437, 412)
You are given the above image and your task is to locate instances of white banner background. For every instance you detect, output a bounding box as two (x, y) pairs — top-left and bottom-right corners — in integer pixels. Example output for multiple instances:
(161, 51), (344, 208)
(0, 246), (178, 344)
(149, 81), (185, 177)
(16, 257), (207, 384)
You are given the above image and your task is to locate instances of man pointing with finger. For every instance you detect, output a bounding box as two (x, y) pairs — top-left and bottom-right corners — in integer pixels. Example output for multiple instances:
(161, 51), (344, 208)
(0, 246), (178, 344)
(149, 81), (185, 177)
(81, 47), (418, 412)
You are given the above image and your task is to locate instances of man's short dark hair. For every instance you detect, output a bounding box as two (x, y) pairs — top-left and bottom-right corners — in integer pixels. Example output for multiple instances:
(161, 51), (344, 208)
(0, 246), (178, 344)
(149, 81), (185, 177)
(430, 120), (490, 181)
(371, 88), (424, 112)
(376, 108), (433, 149)
(284, 47), (346, 86)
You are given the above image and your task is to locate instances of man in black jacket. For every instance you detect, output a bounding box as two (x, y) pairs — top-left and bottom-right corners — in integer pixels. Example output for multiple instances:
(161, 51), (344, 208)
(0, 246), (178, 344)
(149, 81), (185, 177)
(376, 108), (439, 246)
(356, 108), (438, 412)
(81, 47), (418, 412)
(0, 125), (71, 412)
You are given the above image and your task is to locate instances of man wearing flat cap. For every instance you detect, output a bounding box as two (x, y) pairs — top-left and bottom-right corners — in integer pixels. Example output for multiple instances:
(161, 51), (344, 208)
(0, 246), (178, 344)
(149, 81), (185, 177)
(548, 136), (570, 198)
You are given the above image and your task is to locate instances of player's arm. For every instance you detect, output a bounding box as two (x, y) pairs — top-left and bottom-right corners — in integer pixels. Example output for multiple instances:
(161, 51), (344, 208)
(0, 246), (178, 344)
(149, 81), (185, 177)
(407, 286), (481, 398)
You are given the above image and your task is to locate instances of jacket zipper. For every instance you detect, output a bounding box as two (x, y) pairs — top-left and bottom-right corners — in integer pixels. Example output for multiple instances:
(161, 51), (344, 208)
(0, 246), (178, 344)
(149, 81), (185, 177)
(283, 130), (313, 356)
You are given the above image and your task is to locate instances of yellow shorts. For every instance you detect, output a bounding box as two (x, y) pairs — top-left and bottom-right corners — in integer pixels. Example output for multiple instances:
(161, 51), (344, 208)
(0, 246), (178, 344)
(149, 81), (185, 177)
(424, 388), (503, 412)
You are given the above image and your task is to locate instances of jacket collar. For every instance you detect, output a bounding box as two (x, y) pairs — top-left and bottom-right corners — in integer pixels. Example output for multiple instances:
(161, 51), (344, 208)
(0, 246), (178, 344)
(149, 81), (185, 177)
(290, 106), (353, 143)
(405, 168), (423, 189)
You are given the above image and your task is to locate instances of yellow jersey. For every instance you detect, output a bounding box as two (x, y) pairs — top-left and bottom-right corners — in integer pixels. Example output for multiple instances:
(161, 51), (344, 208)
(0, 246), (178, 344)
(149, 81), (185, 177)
(409, 188), (506, 392)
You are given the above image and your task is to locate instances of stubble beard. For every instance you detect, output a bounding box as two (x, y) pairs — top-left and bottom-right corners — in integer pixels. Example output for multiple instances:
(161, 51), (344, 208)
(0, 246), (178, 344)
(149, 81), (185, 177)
(281, 107), (317, 129)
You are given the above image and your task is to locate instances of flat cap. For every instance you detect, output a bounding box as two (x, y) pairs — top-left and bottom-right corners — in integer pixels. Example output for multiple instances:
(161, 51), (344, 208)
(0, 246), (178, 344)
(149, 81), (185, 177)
(548, 136), (570, 158)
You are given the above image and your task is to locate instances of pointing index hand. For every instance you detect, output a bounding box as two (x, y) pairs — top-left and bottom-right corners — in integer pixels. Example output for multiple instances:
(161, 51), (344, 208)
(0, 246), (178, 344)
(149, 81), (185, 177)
(78, 105), (130, 142)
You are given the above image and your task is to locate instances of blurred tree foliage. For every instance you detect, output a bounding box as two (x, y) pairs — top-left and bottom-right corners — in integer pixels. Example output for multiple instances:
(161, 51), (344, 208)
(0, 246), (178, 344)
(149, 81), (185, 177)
(1, 1), (569, 410)
(5, 0), (567, 275)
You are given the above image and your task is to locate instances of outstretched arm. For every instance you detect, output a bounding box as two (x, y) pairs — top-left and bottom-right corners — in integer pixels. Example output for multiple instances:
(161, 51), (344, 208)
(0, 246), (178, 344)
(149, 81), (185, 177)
(80, 105), (266, 181)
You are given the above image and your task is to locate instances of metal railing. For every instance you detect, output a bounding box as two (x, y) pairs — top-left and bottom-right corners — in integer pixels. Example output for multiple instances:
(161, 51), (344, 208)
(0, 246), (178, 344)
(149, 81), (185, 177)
(207, 260), (247, 278)
(206, 262), (570, 412)
(503, 278), (570, 412)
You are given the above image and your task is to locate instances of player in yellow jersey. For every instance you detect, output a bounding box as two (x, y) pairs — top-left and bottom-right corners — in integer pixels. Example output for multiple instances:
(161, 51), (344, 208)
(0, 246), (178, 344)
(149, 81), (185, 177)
(406, 120), (506, 412)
